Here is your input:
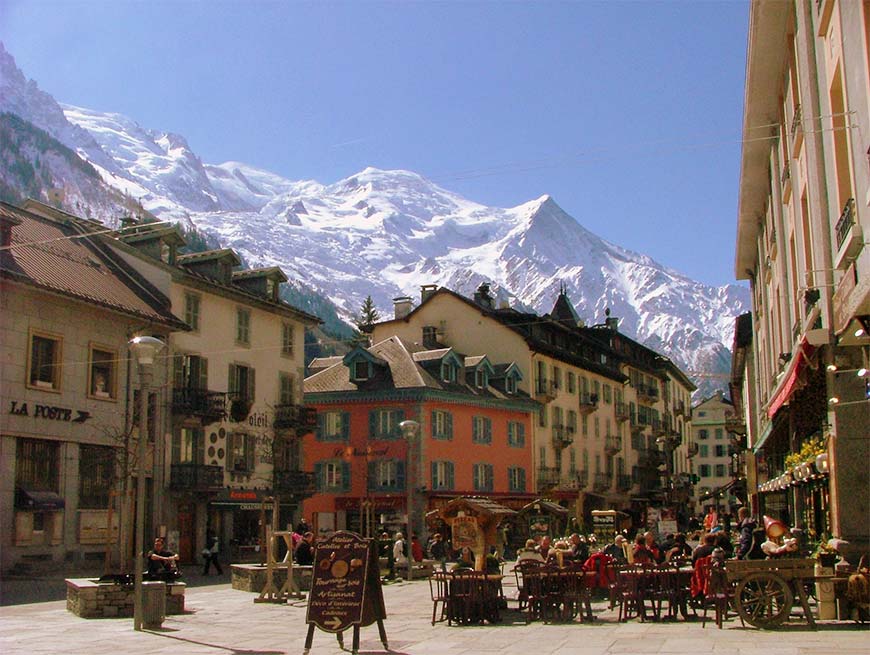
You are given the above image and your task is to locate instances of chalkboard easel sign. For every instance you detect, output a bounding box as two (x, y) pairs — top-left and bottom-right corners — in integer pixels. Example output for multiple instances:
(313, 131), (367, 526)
(303, 531), (387, 655)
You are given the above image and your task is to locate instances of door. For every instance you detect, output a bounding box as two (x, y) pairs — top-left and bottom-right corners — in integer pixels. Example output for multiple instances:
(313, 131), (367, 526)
(177, 503), (196, 563)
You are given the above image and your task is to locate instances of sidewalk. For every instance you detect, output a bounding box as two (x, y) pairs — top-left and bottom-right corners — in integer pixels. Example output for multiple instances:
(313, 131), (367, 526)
(1, 578), (867, 655)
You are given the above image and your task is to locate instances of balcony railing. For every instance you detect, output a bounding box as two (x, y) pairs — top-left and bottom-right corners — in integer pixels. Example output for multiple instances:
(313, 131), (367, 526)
(171, 388), (226, 424)
(604, 434), (622, 455)
(593, 472), (612, 492)
(537, 466), (561, 489)
(724, 416), (747, 437)
(616, 474), (633, 491)
(274, 404), (318, 432)
(552, 424), (574, 449)
(273, 469), (316, 498)
(673, 400), (686, 417)
(572, 470), (588, 488)
(535, 378), (557, 402)
(615, 402), (630, 422)
(169, 463), (224, 491)
(636, 383), (659, 403)
(579, 392), (599, 414)
(835, 198), (856, 250)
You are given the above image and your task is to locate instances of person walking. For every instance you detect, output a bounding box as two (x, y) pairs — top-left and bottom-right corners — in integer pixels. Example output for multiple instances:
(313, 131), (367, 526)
(202, 530), (223, 576)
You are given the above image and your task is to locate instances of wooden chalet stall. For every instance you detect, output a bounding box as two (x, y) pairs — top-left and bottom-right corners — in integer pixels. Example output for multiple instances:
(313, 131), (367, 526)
(433, 497), (516, 570)
(513, 499), (570, 549)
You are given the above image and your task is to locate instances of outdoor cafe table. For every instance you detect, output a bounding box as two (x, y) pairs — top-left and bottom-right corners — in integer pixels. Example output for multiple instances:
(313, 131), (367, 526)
(615, 565), (694, 621)
(520, 566), (597, 623)
(443, 571), (504, 625)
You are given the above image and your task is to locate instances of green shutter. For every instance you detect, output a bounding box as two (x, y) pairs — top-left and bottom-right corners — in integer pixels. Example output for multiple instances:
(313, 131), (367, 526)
(445, 412), (453, 439)
(486, 464), (493, 491)
(314, 462), (325, 491)
(341, 461), (351, 492)
(519, 468), (526, 492)
(484, 418), (492, 443)
(225, 433), (234, 471)
(173, 354), (185, 389)
(369, 410), (378, 439)
(317, 413), (325, 441)
(392, 409), (404, 438)
(396, 460), (405, 491)
(367, 460), (376, 491)
(248, 367), (256, 402)
(194, 429), (204, 464)
(518, 423), (525, 446)
(472, 417), (479, 441)
(430, 410), (438, 438)
(431, 461), (438, 489)
(246, 434), (255, 471)
(446, 462), (454, 490)
(228, 364), (236, 395)
(199, 357), (208, 390)
(341, 412), (350, 441)
(171, 431), (181, 464)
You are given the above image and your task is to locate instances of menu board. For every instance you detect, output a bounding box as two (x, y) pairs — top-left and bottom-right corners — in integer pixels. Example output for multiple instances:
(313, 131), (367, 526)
(305, 531), (385, 634)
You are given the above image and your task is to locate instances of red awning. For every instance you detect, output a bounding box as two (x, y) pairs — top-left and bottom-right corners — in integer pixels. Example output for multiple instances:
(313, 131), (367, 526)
(767, 340), (816, 418)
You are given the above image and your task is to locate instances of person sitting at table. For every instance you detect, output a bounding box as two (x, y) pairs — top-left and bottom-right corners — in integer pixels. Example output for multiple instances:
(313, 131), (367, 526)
(643, 531), (663, 563)
(602, 534), (629, 564)
(517, 539), (545, 564)
(546, 540), (573, 567)
(665, 532), (693, 562)
(536, 535), (552, 560)
(714, 531), (734, 558)
(632, 534), (655, 564)
(691, 533), (717, 563)
(452, 546), (475, 570)
(569, 533), (589, 563)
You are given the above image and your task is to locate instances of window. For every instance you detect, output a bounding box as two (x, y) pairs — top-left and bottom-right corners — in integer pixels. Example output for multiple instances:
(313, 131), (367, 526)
(508, 466), (526, 492)
(715, 428), (724, 440)
(315, 460), (350, 492)
(699, 445), (709, 458)
(228, 363), (255, 402)
(431, 461), (454, 490)
(538, 405), (547, 427)
(16, 438), (60, 492)
(174, 353), (208, 390)
(441, 361), (457, 383)
(369, 459), (404, 491)
(698, 429), (709, 440)
(540, 446), (547, 467)
(551, 405), (563, 428)
(569, 449), (576, 474)
(370, 409), (403, 439)
(507, 421), (525, 447)
(282, 323), (294, 357)
(228, 432), (254, 472)
(79, 445), (114, 509)
(582, 413), (588, 436)
(603, 384), (612, 404)
(275, 436), (301, 471)
(89, 346), (116, 399)
(28, 332), (62, 390)
(699, 464), (711, 477)
(715, 445), (727, 457)
(431, 410), (453, 440)
(236, 308), (251, 345)
(472, 416), (492, 444)
(475, 368), (488, 388)
(184, 292), (200, 331)
(567, 372), (576, 394)
(318, 411), (349, 442)
(473, 463), (494, 492)
(553, 366), (562, 390)
(505, 375), (517, 395)
(279, 372), (295, 405)
(715, 464), (727, 477)
(567, 410), (577, 434)
(173, 427), (203, 464)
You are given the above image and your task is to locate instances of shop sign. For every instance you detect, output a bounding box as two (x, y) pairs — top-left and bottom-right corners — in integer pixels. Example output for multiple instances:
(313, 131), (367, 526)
(528, 514), (550, 538)
(332, 446), (391, 458)
(451, 515), (482, 551)
(8, 400), (91, 423)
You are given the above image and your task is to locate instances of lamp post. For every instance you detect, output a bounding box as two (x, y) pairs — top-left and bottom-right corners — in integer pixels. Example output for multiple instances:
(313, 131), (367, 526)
(129, 336), (165, 631)
(399, 419), (419, 581)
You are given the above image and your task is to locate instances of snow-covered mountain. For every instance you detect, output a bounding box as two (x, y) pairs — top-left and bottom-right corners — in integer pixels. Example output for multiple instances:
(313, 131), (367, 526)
(0, 43), (749, 393)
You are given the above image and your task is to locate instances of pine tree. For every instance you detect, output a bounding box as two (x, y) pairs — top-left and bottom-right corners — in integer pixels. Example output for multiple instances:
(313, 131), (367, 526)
(354, 295), (381, 331)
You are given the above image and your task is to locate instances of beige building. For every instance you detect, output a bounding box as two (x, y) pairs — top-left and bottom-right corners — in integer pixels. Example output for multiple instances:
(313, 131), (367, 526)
(734, 0), (869, 555)
(371, 284), (695, 530)
(0, 202), (186, 572)
(687, 393), (741, 516)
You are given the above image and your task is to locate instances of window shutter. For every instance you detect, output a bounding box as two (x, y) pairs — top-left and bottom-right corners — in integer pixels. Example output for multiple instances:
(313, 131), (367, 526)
(225, 434), (234, 470)
(484, 418), (492, 443)
(173, 354), (185, 389)
(431, 410), (438, 437)
(519, 468), (526, 492)
(341, 412), (350, 441)
(472, 417), (479, 441)
(314, 462), (324, 491)
(369, 410), (377, 439)
(518, 423), (525, 446)
(246, 434), (255, 471)
(431, 462), (438, 489)
(194, 429), (204, 464)
(248, 367), (256, 402)
(446, 462), (454, 490)
(171, 431), (181, 464)
(445, 412), (453, 439)
(392, 409), (404, 438)
(199, 357), (208, 390)
(396, 460), (405, 491)
(367, 461), (376, 491)
(317, 413), (325, 441)
(341, 461), (351, 492)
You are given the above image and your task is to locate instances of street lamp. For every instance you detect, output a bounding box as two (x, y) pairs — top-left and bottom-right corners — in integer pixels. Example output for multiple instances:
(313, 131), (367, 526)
(399, 419), (420, 581)
(129, 336), (165, 631)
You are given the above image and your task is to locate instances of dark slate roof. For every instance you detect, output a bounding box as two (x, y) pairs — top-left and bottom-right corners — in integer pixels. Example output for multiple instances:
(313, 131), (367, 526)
(518, 499), (570, 517)
(550, 290), (581, 325)
(0, 203), (186, 329)
(177, 248), (241, 265)
(232, 266), (288, 282)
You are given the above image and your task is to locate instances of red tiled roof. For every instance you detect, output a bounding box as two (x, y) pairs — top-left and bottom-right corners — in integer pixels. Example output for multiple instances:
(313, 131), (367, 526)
(0, 203), (185, 328)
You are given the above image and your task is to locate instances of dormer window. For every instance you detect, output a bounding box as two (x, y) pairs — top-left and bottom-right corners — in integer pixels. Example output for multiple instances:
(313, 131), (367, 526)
(505, 376), (517, 394)
(352, 361), (370, 382)
(441, 361), (457, 383)
(475, 368), (488, 389)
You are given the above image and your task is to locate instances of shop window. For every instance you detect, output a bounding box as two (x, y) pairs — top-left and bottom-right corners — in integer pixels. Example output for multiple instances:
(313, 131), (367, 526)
(28, 332), (62, 390)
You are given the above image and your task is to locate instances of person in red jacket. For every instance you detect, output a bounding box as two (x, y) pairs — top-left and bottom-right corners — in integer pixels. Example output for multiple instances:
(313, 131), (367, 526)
(410, 534), (424, 562)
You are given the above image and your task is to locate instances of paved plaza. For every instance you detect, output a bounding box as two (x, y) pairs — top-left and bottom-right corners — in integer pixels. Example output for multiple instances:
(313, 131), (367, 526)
(1, 576), (868, 655)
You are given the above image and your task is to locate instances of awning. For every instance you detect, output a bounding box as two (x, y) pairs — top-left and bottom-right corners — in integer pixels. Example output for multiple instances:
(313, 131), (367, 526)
(766, 339), (816, 418)
(15, 488), (65, 510)
(752, 419), (775, 454)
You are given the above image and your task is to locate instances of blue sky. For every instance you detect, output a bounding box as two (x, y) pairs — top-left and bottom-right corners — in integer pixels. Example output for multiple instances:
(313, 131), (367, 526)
(2, 0), (749, 287)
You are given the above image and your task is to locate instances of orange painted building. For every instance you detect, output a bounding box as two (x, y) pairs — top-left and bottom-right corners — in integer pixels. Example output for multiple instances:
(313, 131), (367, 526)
(302, 336), (537, 539)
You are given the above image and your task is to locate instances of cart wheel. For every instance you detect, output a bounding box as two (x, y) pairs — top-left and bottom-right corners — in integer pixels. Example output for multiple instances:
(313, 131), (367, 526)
(735, 573), (793, 628)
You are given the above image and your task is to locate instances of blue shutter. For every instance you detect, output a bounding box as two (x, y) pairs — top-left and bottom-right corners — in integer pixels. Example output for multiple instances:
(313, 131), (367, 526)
(445, 412), (453, 440)
(446, 462), (454, 490)
(431, 461), (438, 489)
(396, 460), (405, 491)
(314, 462), (325, 491)
(341, 461), (351, 492)
(369, 410), (377, 439)
(484, 418), (492, 444)
(341, 412), (350, 441)
(367, 460), (376, 491)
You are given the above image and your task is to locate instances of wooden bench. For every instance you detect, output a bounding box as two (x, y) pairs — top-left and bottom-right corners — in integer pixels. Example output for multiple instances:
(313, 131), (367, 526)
(65, 578), (185, 618)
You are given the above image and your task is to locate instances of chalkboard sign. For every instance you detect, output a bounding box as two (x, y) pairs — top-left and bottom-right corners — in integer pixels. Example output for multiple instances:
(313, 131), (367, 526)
(304, 531), (387, 654)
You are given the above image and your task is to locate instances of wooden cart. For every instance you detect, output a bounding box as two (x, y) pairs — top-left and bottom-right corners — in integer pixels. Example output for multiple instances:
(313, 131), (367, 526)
(725, 558), (817, 629)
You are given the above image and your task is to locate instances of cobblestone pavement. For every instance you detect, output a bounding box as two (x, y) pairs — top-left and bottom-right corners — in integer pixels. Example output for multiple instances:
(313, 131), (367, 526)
(1, 577), (867, 655)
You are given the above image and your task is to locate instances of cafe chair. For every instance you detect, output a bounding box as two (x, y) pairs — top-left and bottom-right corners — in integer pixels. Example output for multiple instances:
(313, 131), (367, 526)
(429, 571), (450, 625)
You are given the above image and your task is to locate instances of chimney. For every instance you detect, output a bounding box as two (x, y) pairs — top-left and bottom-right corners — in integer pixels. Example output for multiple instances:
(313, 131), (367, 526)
(604, 307), (619, 331)
(393, 296), (413, 320)
(421, 284), (438, 303)
(473, 283), (494, 310)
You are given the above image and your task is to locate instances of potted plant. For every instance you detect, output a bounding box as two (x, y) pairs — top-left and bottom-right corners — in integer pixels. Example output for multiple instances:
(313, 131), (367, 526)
(815, 539), (839, 568)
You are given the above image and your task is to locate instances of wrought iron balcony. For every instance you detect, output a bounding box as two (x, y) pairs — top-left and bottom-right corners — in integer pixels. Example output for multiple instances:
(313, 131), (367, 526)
(169, 463), (224, 491)
(579, 392), (599, 414)
(535, 378), (557, 402)
(616, 474), (633, 491)
(604, 434), (622, 455)
(572, 470), (588, 488)
(273, 469), (316, 498)
(673, 400), (686, 417)
(636, 383), (659, 404)
(835, 197), (856, 250)
(551, 424), (574, 449)
(171, 388), (226, 424)
(615, 402), (630, 422)
(537, 466), (561, 489)
(790, 102), (802, 141)
(274, 404), (318, 432)
(593, 472), (612, 492)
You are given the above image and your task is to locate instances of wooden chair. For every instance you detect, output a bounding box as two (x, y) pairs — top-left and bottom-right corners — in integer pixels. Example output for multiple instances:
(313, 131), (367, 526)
(514, 560), (544, 614)
(429, 571), (450, 625)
